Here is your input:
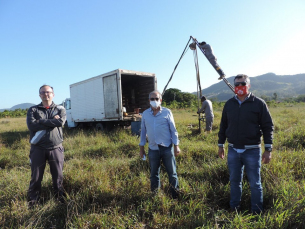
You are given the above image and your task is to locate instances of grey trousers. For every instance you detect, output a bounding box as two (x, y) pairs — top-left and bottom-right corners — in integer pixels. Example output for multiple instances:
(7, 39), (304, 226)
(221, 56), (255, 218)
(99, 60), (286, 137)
(28, 145), (64, 201)
(205, 117), (214, 131)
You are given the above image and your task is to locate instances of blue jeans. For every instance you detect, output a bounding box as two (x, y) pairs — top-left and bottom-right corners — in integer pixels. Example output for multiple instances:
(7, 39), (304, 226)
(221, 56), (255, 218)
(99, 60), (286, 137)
(227, 147), (263, 213)
(148, 145), (179, 198)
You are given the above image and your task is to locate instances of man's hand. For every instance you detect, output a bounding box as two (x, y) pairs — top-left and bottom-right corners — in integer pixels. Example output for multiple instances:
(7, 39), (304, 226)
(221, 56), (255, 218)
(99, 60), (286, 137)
(262, 151), (272, 164)
(174, 145), (181, 157)
(54, 115), (60, 119)
(139, 146), (146, 159)
(218, 147), (225, 159)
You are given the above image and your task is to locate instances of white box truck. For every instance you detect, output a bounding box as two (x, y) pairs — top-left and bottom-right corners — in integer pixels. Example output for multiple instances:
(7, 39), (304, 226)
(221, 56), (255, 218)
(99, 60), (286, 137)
(63, 69), (157, 131)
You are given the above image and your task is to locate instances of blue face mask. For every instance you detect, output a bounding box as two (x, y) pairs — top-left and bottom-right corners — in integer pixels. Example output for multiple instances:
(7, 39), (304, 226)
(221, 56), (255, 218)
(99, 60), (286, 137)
(150, 100), (161, 108)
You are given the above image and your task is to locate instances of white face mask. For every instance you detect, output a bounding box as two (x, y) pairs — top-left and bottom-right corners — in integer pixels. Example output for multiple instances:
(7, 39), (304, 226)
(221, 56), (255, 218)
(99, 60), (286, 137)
(150, 100), (161, 108)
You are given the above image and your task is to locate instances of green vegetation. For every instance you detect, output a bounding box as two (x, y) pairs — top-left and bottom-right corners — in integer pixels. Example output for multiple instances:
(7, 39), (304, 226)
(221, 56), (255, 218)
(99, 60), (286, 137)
(0, 103), (305, 228)
(162, 88), (223, 109)
(0, 109), (28, 118)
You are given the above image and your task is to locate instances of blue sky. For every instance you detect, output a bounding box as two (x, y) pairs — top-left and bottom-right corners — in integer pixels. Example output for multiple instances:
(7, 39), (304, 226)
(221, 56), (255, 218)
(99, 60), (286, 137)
(1, 0), (305, 108)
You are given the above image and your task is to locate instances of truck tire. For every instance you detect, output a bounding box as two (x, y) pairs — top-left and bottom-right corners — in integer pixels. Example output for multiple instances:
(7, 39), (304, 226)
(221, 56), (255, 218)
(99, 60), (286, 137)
(64, 121), (69, 128)
(105, 122), (115, 131)
(95, 123), (104, 131)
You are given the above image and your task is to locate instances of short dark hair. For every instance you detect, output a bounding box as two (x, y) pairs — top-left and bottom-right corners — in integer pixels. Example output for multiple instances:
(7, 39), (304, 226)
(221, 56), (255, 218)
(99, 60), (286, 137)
(234, 74), (250, 84)
(201, 95), (206, 101)
(39, 85), (54, 93)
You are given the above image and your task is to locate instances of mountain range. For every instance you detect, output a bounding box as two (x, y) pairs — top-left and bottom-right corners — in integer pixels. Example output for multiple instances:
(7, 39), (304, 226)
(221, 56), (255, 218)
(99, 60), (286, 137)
(0, 103), (36, 112)
(200, 73), (305, 101)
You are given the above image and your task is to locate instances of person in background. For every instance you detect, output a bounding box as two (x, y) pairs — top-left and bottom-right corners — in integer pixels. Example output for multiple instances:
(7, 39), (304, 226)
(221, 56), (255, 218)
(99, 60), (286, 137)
(26, 85), (66, 208)
(189, 41), (226, 80)
(139, 90), (181, 199)
(218, 74), (274, 214)
(197, 95), (214, 133)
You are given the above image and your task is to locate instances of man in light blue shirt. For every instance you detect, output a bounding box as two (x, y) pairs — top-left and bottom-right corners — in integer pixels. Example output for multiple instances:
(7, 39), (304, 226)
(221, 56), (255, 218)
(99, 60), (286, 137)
(139, 90), (181, 198)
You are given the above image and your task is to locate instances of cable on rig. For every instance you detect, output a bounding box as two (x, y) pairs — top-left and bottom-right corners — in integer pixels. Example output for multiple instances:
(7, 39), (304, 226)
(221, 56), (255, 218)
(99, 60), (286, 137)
(192, 45), (202, 102)
(191, 45), (206, 133)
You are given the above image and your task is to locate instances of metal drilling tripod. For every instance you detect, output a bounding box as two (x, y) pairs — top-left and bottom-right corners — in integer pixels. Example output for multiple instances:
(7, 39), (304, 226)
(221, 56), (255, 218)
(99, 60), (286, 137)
(162, 36), (236, 133)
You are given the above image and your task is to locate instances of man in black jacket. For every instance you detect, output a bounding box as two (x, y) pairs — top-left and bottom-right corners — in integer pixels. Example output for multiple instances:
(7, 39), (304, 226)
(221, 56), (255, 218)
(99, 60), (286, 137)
(27, 85), (66, 207)
(218, 74), (274, 214)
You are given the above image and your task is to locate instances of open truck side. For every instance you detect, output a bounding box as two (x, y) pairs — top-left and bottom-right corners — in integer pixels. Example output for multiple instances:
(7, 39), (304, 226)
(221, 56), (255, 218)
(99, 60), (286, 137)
(63, 69), (157, 131)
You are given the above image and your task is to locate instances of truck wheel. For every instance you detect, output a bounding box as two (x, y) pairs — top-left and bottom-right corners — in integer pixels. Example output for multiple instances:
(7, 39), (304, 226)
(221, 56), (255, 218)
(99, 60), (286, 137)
(95, 123), (104, 131)
(64, 121), (69, 128)
(106, 122), (115, 131)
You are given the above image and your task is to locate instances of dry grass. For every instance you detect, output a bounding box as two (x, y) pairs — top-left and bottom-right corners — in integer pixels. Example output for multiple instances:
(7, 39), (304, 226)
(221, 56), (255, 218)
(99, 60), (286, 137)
(0, 103), (305, 228)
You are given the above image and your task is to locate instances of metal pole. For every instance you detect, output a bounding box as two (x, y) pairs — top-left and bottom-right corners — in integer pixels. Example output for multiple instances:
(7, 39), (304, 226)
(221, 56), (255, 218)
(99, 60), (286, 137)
(198, 114), (201, 133)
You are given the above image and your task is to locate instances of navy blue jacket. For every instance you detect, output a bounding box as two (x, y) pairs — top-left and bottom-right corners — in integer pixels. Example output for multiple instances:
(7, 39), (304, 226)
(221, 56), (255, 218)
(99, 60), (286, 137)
(218, 93), (274, 148)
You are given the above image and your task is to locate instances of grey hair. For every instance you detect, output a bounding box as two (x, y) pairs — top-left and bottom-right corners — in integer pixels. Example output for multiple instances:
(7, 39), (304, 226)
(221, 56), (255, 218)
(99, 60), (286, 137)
(234, 74), (250, 84)
(39, 84), (54, 93)
(149, 90), (162, 99)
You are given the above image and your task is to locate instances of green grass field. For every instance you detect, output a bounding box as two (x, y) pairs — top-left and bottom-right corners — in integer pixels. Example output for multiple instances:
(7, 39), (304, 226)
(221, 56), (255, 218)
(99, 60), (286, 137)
(0, 103), (304, 228)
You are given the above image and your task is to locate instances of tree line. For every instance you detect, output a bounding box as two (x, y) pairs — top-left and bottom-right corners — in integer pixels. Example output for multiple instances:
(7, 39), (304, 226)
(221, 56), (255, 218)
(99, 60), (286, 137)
(1, 90), (305, 119)
(0, 108), (28, 118)
(163, 88), (305, 108)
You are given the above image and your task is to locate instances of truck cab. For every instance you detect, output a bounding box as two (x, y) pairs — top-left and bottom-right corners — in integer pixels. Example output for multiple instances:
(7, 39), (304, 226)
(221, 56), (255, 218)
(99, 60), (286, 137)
(62, 98), (77, 128)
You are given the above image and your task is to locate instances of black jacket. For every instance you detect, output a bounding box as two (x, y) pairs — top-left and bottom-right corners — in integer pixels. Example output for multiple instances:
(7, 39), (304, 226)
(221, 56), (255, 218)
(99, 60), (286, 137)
(218, 93), (274, 148)
(27, 102), (66, 149)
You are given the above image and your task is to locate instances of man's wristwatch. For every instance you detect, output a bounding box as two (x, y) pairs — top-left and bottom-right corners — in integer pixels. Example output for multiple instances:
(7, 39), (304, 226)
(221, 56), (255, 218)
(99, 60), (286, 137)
(265, 147), (272, 152)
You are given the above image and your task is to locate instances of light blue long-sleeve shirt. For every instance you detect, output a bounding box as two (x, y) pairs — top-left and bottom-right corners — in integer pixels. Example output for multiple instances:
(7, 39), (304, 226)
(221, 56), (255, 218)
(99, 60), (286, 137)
(139, 107), (179, 150)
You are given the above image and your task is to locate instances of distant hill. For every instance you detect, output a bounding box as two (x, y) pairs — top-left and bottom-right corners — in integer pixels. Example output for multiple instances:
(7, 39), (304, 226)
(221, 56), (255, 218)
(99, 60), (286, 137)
(0, 103), (36, 112)
(200, 73), (305, 101)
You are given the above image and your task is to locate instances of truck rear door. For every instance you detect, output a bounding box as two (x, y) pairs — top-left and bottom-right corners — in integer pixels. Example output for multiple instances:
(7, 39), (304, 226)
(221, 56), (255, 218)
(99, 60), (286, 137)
(103, 74), (120, 119)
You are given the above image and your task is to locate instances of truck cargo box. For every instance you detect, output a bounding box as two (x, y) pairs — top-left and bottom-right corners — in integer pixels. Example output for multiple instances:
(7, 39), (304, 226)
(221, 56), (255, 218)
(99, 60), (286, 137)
(64, 69), (157, 129)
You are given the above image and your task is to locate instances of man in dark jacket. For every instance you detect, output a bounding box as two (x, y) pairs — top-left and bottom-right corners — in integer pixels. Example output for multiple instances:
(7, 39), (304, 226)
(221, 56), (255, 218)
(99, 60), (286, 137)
(27, 85), (66, 207)
(218, 74), (274, 214)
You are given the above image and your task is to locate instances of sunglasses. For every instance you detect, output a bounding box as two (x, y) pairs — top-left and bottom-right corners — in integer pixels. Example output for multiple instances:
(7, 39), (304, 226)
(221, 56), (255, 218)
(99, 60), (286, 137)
(234, 81), (247, 87)
(150, 98), (159, 101)
(40, 91), (53, 95)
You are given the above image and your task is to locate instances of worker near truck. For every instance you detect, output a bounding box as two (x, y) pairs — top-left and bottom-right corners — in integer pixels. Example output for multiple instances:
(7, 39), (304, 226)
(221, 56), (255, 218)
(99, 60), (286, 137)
(26, 85), (66, 208)
(197, 95), (214, 133)
(218, 74), (274, 214)
(139, 90), (181, 199)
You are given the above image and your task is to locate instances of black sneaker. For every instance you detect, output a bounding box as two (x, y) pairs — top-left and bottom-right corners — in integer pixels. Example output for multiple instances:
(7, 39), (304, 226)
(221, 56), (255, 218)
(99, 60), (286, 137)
(57, 195), (66, 204)
(28, 200), (38, 209)
(229, 206), (241, 213)
(251, 209), (263, 215)
(218, 75), (225, 80)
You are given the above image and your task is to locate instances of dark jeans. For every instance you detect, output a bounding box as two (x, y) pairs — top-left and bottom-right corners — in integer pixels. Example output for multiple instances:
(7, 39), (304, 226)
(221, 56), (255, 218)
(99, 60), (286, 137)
(148, 145), (179, 198)
(28, 145), (64, 202)
(228, 147), (263, 213)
